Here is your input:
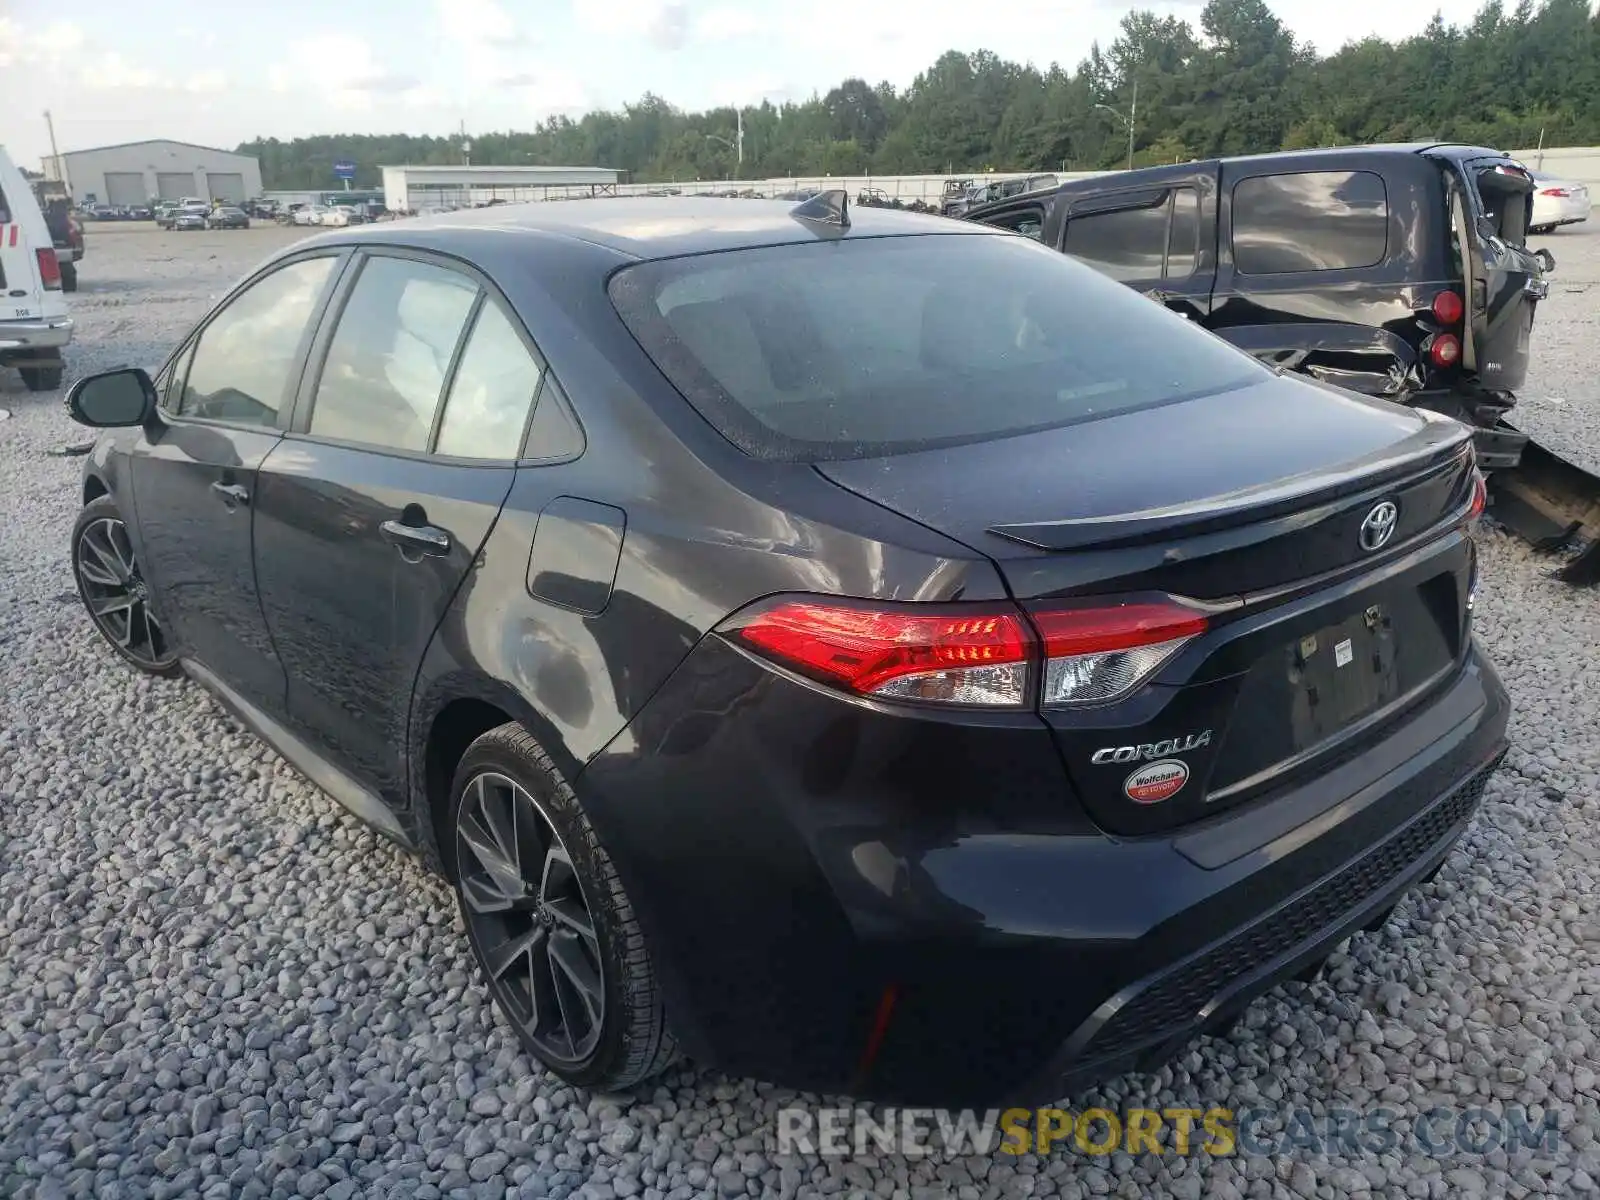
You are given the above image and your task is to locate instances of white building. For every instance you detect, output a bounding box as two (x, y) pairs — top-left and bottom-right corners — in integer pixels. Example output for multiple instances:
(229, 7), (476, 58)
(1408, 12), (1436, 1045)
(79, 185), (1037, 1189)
(41, 139), (264, 207)
(382, 164), (622, 212)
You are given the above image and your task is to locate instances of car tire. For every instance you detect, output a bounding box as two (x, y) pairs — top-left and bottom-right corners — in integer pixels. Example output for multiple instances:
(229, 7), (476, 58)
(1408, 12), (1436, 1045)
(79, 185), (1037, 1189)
(447, 722), (679, 1091)
(20, 365), (64, 391)
(71, 495), (183, 676)
(60, 261), (78, 292)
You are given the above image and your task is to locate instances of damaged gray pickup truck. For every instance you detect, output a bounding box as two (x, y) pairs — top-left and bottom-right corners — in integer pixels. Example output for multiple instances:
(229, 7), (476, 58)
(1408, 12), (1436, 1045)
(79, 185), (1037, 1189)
(966, 143), (1600, 583)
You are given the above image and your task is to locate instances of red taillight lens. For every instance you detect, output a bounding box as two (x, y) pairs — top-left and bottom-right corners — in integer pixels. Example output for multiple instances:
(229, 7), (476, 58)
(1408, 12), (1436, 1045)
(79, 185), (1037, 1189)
(731, 599), (1035, 707)
(1469, 470), (1487, 520)
(1429, 333), (1461, 369)
(36, 248), (61, 290)
(1432, 290), (1464, 326)
(1541, 187), (1570, 197)
(1030, 601), (1208, 707)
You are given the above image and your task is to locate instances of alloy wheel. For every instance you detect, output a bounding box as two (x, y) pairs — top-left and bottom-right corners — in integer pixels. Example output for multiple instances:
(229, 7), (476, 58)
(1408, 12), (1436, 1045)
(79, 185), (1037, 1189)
(74, 517), (170, 668)
(455, 771), (606, 1066)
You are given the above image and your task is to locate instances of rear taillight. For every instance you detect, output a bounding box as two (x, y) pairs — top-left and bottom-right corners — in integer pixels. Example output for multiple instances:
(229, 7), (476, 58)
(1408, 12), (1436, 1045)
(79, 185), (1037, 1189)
(727, 595), (1209, 709)
(1030, 601), (1208, 707)
(1432, 290), (1464, 326)
(1468, 470), (1487, 521)
(1541, 187), (1571, 197)
(730, 599), (1035, 707)
(1429, 333), (1461, 369)
(36, 248), (61, 290)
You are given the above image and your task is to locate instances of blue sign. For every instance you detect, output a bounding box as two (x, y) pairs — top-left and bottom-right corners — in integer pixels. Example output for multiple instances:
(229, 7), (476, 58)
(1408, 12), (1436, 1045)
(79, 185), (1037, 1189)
(333, 160), (357, 180)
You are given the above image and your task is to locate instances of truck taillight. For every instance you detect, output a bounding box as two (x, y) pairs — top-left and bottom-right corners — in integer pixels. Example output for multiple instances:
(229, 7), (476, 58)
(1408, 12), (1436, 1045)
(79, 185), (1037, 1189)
(1432, 290), (1463, 325)
(1429, 333), (1461, 368)
(36, 248), (61, 290)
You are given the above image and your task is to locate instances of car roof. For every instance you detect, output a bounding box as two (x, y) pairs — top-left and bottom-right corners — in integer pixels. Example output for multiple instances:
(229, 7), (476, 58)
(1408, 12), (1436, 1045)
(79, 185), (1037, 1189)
(325, 196), (992, 260)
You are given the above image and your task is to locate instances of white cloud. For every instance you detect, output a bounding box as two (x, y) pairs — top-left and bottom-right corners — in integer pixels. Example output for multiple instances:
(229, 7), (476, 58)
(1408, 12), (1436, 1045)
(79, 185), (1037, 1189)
(0, 18), (88, 69)
(572, 0), (691, 49)
(698, 6), (766, 40)
(269, 34), (423, 110)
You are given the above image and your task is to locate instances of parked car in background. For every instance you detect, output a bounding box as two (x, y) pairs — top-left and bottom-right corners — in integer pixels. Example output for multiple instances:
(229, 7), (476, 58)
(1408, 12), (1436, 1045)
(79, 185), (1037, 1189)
(63, 196), (1508, 1104)
(154, 204), (177, 229)
(33, 182), (84, 292)
(1529, 171), (1590, 233)
(965, 143), (1552, 473)
(293, 205), (325, 226)
(0, 144), (73, 390)
(127, 206), (152, 221)
(315, 207), (351, 227)
(87, 204), (117, 221)
(171, 208), (208, 231)
(207, 206), (250, 230)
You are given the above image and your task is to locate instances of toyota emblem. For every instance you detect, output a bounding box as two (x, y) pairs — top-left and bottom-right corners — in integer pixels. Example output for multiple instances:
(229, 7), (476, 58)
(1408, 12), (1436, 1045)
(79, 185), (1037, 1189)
(1359, 501), (1399, 552)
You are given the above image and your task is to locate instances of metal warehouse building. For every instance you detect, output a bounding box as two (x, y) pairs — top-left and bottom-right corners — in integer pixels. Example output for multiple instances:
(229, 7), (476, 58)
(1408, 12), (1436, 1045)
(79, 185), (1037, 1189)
(382, 164), (622, 212)
(41, 139), (263, 208)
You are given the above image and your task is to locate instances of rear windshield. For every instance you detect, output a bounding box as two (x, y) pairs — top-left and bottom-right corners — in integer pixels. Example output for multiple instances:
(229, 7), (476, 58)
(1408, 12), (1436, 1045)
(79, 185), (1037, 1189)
(609, 232), (1265, 461)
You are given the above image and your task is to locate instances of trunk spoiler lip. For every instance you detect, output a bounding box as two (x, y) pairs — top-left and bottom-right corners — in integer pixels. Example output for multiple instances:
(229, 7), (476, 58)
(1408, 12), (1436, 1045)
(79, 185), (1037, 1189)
(987, 417), (1474, 552)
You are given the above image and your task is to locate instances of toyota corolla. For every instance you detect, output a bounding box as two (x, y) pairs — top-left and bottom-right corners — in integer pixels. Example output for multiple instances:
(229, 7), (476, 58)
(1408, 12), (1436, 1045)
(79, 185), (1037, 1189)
(64, 194), (1508, 1103)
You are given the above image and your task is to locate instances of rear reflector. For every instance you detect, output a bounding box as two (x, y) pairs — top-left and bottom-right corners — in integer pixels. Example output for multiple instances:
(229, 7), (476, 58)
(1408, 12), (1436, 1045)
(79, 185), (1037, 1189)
(1429, 333), (1461, 369)
(36, 248), (61, 291)
(1030, 602), (1208, 708)
(730, 599), (1034, 707)
(1432, 290), (1463, 326)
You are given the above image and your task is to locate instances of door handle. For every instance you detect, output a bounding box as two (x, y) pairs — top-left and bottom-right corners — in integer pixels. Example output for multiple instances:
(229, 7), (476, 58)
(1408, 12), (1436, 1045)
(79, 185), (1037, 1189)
(210, 481), (249, 506)
(380, 519), (451, 557)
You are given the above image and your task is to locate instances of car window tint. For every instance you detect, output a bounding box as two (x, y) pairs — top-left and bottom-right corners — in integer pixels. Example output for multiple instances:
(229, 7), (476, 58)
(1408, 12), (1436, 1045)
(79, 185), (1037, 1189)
(1167, 187), (1199, 277)
(181, 256), (335, 425)
(523, 375), (585, 460)
(1063, 198), (1168, 281)
(160, 342), (195, 412)
(610, 232), (1264, 462)
(1232, 170), (1388, 274)
(310, 256), (479, 452)
(434, 300), (543, 459)
(981, 206), (1045, 241)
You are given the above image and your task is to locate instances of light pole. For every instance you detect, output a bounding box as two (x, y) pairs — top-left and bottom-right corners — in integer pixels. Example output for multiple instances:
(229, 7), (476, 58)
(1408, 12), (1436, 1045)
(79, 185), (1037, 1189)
(1095, 78), (1137, 172)
(705, 108), (744, 170)
(44, 110), (70, 195)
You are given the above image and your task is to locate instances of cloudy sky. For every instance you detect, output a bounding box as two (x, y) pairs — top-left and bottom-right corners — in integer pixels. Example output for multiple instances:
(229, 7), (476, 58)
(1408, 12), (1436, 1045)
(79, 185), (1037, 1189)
(2, 0), (1487, 167)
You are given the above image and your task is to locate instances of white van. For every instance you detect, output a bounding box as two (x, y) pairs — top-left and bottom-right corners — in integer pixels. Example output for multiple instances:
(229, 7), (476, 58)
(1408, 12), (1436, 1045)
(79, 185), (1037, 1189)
(0, 145), (73, 391)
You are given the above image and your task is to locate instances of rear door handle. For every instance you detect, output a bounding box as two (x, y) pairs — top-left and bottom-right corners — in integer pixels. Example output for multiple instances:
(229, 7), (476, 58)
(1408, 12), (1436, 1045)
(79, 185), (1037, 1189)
(380, 519), (451, 557)
(210, 481), (249, 506)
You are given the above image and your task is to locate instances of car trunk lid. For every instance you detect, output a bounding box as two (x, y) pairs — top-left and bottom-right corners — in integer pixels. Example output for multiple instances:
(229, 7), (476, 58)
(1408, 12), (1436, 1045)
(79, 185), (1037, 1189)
(817, 373), (1478, 835)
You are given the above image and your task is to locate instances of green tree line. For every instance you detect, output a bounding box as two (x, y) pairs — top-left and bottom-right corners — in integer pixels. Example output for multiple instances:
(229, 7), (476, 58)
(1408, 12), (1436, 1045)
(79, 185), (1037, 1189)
(241, 0), (1600, 189)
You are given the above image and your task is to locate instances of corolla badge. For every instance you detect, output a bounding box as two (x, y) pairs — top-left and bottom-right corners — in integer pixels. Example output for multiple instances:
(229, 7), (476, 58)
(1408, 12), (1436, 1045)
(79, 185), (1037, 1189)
(1124, 760), (1190, 805)
(1359, 500), (1399, 552)
(1091, 730), (1212, 765)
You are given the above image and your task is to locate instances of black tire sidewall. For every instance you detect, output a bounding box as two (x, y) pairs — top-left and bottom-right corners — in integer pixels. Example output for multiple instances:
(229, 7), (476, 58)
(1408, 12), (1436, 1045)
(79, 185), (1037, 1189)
(447, 729), (640, 1086)
(72, 495), (182, 676)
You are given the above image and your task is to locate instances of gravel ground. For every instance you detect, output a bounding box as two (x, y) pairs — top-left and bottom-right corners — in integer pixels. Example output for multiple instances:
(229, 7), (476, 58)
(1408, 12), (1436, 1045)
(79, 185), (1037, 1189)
(2, 221), (1600, 1200)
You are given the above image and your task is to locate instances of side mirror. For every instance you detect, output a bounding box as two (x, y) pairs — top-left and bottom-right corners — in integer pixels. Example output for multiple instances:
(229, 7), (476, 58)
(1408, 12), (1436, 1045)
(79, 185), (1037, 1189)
(1534, 247), (1556, 275)
(66, 367), (158, 428)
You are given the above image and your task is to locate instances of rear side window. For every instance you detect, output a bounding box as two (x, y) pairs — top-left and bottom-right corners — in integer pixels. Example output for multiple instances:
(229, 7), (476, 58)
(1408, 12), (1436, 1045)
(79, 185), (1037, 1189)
(434, 300), (543, 459)
(610, 233), (1264, 462)
(309, 256), (479, 452)
(1063, 187), (1199, 282)
(1232, 170), (1388, 274)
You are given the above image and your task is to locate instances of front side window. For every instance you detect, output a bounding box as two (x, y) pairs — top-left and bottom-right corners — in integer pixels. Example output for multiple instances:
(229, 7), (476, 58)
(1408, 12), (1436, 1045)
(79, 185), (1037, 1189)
(434, 300), (544, 459)
(1232, 170), (1388, 275)
(180, 256), (337, 425)
(610, 232), (1264, 461)
(309, 256), (480, 452)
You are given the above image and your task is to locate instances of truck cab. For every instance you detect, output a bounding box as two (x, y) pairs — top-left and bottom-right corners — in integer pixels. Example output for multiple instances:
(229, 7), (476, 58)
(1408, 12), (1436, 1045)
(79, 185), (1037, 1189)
(967, 144), (1550, 470)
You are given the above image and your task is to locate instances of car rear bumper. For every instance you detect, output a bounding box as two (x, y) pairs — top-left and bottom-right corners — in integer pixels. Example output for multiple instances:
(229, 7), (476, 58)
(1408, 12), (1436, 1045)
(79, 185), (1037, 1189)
(0, 316), (73, 353)
(579, 636), (1510, 1104)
